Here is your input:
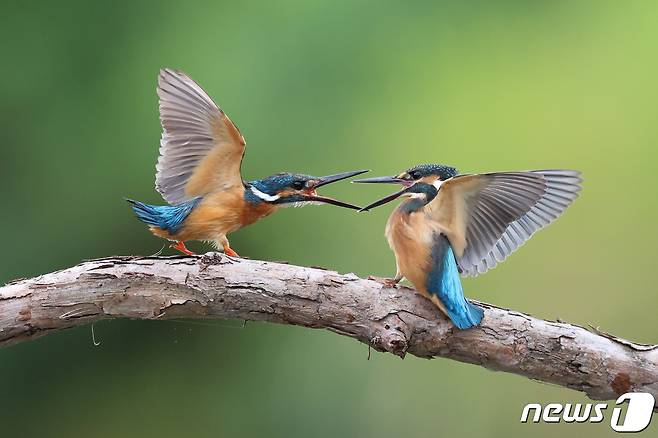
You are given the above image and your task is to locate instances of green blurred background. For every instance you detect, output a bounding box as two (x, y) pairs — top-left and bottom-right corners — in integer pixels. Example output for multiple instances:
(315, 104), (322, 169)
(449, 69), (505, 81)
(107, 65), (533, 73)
(2, 1), (657, 436)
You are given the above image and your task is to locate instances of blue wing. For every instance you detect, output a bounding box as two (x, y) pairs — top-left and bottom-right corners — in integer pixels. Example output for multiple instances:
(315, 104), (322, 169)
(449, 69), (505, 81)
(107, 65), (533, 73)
(426, 233), (484, 329)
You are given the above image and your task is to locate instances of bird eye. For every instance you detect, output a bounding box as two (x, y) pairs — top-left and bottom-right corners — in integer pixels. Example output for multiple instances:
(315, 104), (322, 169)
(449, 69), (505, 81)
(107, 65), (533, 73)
(291, 181), (305, 190)
(410, 171), (421, 180)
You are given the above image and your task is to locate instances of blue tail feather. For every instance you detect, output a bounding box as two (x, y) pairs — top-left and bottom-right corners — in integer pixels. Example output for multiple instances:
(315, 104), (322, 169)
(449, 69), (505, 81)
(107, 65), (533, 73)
(126, 197), (201, 234)
(427, 234), (484, 329)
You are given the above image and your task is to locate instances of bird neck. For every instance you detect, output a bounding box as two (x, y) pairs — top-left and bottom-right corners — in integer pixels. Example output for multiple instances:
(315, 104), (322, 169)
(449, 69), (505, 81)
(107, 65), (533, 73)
(244, 182), (277, 205)
(400, 183), (438, 214)
(239, 197), (278, 227)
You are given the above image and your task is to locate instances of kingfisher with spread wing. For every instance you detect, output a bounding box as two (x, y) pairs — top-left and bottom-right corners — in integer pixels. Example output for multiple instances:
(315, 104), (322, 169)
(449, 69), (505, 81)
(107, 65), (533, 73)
(354, 165), (581, 329)
(128, 69), (367, 256)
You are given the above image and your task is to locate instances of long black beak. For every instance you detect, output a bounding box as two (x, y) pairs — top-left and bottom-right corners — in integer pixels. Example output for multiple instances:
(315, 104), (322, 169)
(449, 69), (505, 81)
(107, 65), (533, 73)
(352, 174), (412, 212)
(357, 187), (409, 212)
(304, 169), (370, 210)
(303, 194), (362, 210)
(315, 170), (370, 188)
(351, 175), (405, 185)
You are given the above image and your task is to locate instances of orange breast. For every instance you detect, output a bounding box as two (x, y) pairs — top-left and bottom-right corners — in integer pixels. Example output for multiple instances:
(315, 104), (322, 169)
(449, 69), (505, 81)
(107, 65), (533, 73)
(385, 205), (435, 293)
(150, 188), (277, 241)
(239, 200), (277, 227)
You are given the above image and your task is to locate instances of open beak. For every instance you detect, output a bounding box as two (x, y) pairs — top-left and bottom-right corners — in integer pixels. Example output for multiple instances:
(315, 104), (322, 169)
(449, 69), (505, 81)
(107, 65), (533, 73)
(352, 175), (412, 212)
(303, 169), (369, 210)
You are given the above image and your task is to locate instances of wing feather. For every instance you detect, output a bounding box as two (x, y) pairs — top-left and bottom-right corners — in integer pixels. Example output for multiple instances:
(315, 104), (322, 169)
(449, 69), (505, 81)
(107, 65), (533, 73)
(155, 68), (246, 205)
(427, 170), (581, 277)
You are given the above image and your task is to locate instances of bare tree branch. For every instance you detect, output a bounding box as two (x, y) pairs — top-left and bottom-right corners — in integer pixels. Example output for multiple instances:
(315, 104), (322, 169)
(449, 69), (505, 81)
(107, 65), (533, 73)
(2, 253), (657, 402)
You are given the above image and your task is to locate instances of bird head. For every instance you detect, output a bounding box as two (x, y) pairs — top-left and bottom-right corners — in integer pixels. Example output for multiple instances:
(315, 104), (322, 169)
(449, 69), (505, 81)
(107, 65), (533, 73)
(353, 164), (458, 211)
(246, 170), (368, 209)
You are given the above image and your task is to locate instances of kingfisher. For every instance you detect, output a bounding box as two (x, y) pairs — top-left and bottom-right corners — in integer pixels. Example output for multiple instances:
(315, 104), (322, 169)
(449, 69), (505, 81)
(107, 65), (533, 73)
(127, 68), (367, 257)
(354, 165), (582, 329)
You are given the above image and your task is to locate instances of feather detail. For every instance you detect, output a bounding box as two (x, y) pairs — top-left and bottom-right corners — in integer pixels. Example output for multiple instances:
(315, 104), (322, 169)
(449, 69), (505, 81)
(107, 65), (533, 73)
(155, 68), (246, 205)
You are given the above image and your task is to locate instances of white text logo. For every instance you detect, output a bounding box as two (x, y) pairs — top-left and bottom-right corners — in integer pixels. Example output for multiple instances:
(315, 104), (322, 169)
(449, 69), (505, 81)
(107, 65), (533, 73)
(520, 392), (654, 432)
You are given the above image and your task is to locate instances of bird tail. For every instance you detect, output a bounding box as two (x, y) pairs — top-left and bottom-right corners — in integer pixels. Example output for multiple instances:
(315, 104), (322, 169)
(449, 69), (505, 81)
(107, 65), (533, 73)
(428, 234), (484, 329)
(459, 300), (485, 330)
(126, 197), (201, 234)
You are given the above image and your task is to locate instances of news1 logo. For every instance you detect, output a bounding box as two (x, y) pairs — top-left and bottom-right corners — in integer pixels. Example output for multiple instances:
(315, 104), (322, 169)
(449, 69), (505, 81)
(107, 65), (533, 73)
(520, 392), (655, 432)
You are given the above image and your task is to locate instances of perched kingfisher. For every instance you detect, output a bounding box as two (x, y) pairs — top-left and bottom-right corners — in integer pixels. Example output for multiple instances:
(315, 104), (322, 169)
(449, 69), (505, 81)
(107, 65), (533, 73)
(128, 69), (367, 256)
(354, 165), (582, 329)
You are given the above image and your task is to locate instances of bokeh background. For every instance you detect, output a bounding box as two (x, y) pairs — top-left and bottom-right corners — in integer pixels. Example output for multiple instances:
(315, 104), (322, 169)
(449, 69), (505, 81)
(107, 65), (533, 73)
(2, 1), (657, 437)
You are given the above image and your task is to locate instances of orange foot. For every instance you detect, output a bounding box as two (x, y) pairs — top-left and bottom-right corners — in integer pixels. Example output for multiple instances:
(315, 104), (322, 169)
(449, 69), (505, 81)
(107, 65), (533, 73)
(171, 241), (195, 256)
(224, 246), (240, 257)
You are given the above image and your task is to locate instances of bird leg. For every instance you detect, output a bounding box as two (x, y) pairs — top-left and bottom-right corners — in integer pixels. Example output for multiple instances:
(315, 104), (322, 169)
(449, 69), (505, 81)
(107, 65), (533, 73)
(368, 273), (403, 288)
(224, 246), (239, 257)
(218, 236), (240, 258)
(170, 241), (195, 256)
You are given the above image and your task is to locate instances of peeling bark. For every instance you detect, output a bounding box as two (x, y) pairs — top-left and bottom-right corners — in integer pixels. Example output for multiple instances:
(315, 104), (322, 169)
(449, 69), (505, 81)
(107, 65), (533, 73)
(1, 253), (657, 402)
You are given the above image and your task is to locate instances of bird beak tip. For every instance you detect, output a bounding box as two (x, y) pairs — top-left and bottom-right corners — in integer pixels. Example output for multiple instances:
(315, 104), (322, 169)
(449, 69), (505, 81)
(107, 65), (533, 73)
(351, 169), (370, 178)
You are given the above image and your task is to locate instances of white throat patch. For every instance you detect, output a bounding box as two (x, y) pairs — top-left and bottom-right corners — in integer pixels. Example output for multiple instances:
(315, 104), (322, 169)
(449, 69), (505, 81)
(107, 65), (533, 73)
(432, 179), (446, 190)
(250, 186), (280, 202)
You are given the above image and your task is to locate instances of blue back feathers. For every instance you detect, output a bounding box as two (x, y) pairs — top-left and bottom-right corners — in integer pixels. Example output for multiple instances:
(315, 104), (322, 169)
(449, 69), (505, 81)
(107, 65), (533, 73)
(126, 197), (201, 234)
(426, 234), (484, 329)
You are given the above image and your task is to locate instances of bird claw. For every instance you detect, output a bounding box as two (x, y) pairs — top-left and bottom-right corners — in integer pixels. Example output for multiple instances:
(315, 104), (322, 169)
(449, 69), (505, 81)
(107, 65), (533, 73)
(224, 247), (240, 258)
(368, 275), (400, 288)
(223, 254), (241, 263)
(170, 241), (196, 256)
(220, 245), (243, 263)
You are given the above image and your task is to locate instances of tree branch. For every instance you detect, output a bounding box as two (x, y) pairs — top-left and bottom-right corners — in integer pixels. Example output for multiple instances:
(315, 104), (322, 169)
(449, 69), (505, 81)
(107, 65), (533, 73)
(2, 253), (657, 402)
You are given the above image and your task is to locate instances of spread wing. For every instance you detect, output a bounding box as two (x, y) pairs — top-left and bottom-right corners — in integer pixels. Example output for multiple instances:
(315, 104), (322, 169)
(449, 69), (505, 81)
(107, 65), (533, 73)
(425, 170), (582, 277)
(155, 68), (246, 205)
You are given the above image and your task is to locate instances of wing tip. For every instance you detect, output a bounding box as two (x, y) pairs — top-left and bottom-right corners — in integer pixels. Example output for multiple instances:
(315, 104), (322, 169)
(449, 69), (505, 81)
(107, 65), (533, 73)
(158, 67), (189, 83)
(535, 168), (584, 180)
(156, 67), (223, 119)
(459, 168), (584, 277)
